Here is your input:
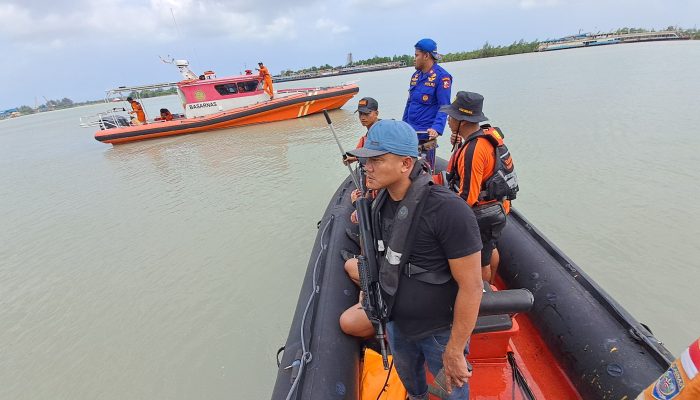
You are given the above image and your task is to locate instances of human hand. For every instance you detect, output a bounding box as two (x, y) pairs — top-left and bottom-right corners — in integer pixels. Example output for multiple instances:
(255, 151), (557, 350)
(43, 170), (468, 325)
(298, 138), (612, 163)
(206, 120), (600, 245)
(450, 132), (460, 146)
(350, 210), (358, 224)
(442, 347), (472, 394)
(344, 155), (358, 165)
(350, 189), (362, 203)
(427, 128), (439, 139)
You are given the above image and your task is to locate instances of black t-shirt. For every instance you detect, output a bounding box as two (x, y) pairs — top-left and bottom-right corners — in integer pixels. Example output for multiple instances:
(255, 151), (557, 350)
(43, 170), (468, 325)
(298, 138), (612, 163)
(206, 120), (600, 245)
(383, 185), (482, 339)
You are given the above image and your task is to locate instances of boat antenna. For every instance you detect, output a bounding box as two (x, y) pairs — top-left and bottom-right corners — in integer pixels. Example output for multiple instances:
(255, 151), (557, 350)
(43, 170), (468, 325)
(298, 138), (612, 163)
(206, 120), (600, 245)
(169, 7), (200, 65)
(159, 55), (175, 65)
(170, 8), (183, 40)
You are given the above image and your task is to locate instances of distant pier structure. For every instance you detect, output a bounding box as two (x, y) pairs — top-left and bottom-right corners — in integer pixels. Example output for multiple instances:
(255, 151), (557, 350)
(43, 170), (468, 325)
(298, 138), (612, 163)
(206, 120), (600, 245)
(347, 53), (353, 66)
(538, 30), (689, 52)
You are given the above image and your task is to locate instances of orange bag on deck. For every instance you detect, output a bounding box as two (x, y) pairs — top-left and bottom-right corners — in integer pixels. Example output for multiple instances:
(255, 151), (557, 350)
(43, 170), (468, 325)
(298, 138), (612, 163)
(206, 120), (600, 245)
(360, 347), (407, 400)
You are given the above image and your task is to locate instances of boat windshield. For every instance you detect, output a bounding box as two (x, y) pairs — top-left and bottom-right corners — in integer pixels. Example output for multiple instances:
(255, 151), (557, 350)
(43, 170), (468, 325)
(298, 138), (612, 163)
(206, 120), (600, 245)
(214, 79), (260, 96)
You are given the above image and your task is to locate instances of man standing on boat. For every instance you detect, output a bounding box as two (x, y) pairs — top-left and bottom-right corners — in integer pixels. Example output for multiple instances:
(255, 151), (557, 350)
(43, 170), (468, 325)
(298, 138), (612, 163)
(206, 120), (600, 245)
(402, 38), (452, 170)
(256, 62), (274, 99)
(126, 97), (146, 125)
(347, 120), (483, 400)
(442, 91), (519, 283)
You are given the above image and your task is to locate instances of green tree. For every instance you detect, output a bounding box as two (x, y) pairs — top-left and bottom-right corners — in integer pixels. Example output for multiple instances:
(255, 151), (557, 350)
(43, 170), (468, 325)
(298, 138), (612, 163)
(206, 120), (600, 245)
(17, 105), (35, 115)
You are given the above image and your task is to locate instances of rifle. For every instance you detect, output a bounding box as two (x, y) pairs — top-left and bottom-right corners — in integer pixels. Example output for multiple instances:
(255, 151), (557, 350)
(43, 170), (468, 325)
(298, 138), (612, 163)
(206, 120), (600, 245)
(354, 166), (390, 370)
(321, 110), (389, 369)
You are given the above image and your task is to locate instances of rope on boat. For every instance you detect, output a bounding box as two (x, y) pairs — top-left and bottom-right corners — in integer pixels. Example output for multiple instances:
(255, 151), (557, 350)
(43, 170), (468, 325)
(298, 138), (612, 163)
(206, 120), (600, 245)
(507, 352), (536, 400)
(284, 215), (334, 400)
(374, 358), (394, 400)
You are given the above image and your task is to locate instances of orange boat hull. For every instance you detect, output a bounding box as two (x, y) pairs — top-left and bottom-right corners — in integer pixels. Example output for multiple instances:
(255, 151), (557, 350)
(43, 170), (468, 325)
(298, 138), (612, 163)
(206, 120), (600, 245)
(95, 85), (359, 144)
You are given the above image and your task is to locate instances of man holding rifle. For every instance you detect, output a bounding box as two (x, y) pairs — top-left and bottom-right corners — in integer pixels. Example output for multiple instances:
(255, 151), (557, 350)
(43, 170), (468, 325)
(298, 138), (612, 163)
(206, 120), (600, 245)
(346, 119), (483, 400)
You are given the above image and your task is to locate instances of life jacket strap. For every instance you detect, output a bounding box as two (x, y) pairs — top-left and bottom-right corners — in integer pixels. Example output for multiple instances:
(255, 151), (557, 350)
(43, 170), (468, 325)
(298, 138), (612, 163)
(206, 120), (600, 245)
(403, 263), (453, 285)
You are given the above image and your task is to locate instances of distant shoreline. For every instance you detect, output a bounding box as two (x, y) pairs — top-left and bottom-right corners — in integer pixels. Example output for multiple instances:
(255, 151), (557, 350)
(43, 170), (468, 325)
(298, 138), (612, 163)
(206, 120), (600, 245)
(5, 26), (698, 117)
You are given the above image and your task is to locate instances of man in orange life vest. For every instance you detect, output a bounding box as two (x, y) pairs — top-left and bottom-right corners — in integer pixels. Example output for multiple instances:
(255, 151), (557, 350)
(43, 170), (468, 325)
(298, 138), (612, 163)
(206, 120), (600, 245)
(256, 62), (274, 99)
(442, 91), (519, 283)
(127, 97), (146, 125)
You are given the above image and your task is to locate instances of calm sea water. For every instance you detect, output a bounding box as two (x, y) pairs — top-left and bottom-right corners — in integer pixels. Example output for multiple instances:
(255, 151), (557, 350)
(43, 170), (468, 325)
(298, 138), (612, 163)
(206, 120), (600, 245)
(1, 41), (699, 399)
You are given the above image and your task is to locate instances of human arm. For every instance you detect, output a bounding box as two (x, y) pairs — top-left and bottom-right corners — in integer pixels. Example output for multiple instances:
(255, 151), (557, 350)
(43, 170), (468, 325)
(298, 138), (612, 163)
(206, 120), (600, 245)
(457, 139), (490, 207)
(443, 251), (482, 393)
(402, 94), (410, 123)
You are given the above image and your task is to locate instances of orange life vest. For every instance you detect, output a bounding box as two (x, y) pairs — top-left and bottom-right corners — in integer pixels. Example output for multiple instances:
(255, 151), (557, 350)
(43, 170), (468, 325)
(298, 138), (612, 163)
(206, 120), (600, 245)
(447, 125), (518, 204)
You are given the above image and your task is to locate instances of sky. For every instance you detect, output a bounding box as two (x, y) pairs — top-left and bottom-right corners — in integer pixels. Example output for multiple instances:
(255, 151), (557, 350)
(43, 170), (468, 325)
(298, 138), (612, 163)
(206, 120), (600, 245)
(0, 0), (697, 110)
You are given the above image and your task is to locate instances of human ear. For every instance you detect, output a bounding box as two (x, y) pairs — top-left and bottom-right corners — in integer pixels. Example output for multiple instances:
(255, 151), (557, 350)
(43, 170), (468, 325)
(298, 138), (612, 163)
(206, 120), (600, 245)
(401, 157), (413, 172)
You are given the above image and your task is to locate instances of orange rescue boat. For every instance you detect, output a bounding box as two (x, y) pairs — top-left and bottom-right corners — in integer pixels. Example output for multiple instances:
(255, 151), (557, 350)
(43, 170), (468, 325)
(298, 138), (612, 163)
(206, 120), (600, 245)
(83, 60), (358, 145)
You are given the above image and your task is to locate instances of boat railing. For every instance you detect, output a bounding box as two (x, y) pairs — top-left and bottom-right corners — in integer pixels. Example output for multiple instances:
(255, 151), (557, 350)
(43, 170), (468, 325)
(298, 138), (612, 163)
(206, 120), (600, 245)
(79, 108), (130, 130)
(104, 82), (180, 99)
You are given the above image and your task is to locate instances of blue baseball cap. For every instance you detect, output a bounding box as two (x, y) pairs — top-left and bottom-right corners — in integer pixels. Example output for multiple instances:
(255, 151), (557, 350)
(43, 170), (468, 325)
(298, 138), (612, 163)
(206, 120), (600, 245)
(415, 38), (442, 60)
(347, 120), (418, 158)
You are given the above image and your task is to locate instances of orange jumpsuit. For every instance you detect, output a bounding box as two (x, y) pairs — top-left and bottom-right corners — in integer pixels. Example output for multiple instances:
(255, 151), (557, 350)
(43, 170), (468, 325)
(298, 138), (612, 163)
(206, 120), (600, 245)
(637, 337), (700, 399)
(258, 66), (274, 98)
(130, 101), (146, 124)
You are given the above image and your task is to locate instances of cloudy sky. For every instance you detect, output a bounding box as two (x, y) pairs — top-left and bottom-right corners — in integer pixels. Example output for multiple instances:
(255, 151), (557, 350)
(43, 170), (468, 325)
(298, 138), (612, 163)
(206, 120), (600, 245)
(1, 0), (697, 110)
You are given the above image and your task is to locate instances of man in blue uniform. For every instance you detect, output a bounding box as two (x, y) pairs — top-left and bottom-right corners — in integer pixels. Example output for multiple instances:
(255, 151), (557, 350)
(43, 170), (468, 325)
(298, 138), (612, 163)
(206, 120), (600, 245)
(402, 38), (452, 169)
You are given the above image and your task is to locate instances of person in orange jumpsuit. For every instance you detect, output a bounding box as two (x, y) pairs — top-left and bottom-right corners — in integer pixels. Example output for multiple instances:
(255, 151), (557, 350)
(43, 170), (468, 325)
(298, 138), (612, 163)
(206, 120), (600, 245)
(637, 337), (700, 399)
(442, 91), (519, 283)
(157, 108), (173, 121)
(256, 62), (274, 99)
(126, 97), (146, 124)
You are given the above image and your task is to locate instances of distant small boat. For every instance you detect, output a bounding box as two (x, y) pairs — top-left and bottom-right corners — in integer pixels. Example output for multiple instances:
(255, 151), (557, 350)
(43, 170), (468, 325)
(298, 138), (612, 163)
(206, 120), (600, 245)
(82, 60), (358, 145)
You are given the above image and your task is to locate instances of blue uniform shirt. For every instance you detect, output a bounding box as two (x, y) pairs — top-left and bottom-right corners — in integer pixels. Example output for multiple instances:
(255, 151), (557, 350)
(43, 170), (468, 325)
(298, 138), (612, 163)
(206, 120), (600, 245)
(402, 63), (452, 139)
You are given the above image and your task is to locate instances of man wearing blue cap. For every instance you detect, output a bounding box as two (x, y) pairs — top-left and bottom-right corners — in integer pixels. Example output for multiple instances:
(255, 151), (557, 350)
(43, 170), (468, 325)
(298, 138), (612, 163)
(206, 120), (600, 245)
(346, 120), (483, 400)
(402, 38), (453, 169)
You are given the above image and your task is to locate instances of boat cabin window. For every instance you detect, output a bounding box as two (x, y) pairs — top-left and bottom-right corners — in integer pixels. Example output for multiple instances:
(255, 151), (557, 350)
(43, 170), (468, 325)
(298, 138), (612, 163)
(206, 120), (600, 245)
(215, 83), (239, 96)
(237, 80), (260, 93)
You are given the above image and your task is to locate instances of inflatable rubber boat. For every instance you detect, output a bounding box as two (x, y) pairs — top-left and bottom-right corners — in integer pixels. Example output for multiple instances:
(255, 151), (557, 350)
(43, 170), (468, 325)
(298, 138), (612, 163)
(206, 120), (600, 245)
(272, 174), (674, 400)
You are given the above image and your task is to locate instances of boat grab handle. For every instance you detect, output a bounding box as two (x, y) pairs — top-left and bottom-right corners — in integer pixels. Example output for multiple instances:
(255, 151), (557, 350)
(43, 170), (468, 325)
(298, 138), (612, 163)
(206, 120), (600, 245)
(479, 289), (534, 316)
